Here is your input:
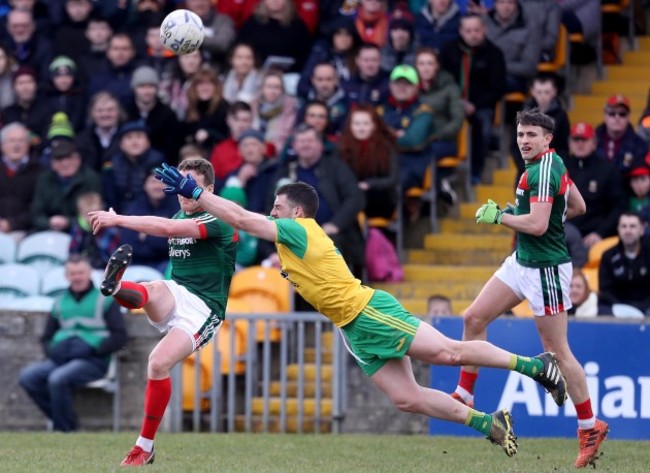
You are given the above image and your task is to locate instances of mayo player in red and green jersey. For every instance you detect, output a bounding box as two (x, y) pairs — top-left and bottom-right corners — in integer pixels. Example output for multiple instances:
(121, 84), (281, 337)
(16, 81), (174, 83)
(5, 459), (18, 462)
(452, 109), (610, 468)
(156, 162), (573, 459)
(89, 158), (237, 467)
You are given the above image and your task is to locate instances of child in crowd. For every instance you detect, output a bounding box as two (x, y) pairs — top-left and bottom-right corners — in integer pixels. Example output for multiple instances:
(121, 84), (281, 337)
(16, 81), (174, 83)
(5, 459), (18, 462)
(69, 191), (120, 269)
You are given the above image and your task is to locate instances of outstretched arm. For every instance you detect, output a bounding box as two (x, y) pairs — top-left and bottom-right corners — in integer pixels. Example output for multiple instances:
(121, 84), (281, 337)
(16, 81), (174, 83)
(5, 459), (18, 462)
(88, 208), (201, 238)
(155, 164), (278, 242)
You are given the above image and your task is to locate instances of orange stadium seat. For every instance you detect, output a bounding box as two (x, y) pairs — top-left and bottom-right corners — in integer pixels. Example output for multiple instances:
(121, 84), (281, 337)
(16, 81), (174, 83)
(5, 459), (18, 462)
(582, 267), (599, 294)
(538, 25), (568, 74)
(585, 236), (619, 269)
(511, 300), (534, 317)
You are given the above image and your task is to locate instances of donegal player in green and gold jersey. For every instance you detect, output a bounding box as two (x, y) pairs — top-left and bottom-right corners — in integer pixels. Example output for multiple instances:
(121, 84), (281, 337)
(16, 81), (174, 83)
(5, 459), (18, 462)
(452, 109), (609, 468)
(156, 159), (569, 459)
(89, 158), (237, 466)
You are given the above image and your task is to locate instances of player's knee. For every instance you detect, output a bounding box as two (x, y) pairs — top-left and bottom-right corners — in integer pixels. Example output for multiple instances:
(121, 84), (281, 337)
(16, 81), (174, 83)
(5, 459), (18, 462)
(390, 388), (424, 413)
(462, 308), (488, 335)
(147, 353), (171, 378)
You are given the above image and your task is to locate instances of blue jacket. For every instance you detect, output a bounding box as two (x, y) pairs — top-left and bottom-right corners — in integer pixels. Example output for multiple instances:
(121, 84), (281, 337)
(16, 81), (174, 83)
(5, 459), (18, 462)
(101, 148), (165, 213)
(595, 123), (649, 174)
(414, 2), (461, 52)
(342, 71), (390, 107)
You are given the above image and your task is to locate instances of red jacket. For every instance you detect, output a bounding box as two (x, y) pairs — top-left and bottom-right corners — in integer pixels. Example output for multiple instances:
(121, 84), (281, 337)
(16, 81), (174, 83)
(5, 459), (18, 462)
(217, 0), (318, 33)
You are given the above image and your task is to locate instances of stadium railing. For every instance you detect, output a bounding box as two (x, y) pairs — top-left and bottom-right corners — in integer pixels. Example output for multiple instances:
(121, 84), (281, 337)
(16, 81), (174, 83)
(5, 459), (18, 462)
(167, 311), (346, 434)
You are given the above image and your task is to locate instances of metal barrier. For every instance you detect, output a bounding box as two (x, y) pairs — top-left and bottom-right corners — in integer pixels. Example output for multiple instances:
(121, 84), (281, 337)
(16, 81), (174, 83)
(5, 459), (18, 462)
(167, 312), (346, 434)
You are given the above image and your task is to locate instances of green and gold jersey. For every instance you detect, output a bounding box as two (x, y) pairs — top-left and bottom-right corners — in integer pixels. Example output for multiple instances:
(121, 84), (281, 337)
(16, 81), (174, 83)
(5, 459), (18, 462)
(169, 210), (237, 319)
(274, 218), (374, 327)
(514, 149), (572, 268)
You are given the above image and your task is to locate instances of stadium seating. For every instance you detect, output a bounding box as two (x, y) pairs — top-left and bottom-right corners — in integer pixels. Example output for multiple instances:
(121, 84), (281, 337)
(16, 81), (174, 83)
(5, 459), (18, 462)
(0, 264), (41, 306)
(511, 299), (534, 317)
(582, 267), (599, 293)
(84, 356), (121, 432)
(229, 266), (292, 342)
(0, 234), (16, 264)
(41, 266), (69, 298)
(585, 236), (619, 269)
(2, 295), (56, 312)
(16, 231), (71, 273)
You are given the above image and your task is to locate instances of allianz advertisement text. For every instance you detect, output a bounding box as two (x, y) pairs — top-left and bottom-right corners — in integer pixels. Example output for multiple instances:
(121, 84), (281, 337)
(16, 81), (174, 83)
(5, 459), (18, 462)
(429, 317), (649, 440)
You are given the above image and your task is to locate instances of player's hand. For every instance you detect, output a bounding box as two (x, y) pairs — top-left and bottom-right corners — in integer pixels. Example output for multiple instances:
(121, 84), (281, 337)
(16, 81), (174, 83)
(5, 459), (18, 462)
(154, 163), (204, 200)
(475, 199), (504, 224)
(88, 208), (118, 234)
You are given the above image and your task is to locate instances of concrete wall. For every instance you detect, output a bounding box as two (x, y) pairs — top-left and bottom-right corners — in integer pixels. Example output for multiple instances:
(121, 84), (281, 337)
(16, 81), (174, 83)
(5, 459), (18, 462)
(0, 310), (429, 434)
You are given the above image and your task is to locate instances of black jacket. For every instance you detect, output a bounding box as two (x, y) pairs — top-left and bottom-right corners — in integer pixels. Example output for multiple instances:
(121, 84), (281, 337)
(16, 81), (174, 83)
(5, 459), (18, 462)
(439, 37), (507, 110)
(599, 239), (650, 312)
(0, 157), (43, 231)
(565, 152), (626, 238)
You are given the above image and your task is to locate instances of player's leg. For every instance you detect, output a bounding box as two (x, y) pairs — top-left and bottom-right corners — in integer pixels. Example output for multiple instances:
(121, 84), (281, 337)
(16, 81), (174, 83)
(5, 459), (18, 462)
(46, 358), (108, 432)
(371, 357), (518, 457)
(18, 359), (57, 424)
(535, 314), (608, 468)
(408, 321), (566, 406)
(453, 274), (522, 405)
(122, 328), (194, 466)
(527, 262), (608, 468)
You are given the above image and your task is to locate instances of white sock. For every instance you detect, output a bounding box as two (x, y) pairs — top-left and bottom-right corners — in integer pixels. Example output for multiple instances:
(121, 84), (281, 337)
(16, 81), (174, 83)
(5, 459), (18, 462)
(135, 436), (154, 452)
(578, 417), (596, 430)
(455, 386), (474, 404)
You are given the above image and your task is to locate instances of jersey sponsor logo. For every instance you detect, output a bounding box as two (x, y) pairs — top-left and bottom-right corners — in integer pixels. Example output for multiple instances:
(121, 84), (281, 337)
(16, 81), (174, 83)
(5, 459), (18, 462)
(281, 270), (300, 288)
(498, 361), (650, 420)
(168, 237), (197, 259)
(169, 248), (191, 258)
(395, 337), (406, 352)
(169, 237), (197, 245)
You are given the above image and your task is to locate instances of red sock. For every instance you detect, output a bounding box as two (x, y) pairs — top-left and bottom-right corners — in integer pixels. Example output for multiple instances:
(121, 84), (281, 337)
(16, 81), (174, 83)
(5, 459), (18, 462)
(114, 281), (149, 309)
(458, 369), (479, 394)
(575, 399), (594, 421)
(140, 377), (171, 441)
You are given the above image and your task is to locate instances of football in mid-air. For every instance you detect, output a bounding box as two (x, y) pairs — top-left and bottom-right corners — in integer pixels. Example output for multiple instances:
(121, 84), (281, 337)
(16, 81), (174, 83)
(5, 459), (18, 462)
(160, 9), (204, 55)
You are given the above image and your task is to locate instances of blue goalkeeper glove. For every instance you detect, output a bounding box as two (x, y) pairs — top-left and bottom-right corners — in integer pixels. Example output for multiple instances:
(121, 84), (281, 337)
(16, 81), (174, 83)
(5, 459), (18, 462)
(502, 202), (516, 215)
(154, 163), (204, 200)
(475, 199), (504, 224)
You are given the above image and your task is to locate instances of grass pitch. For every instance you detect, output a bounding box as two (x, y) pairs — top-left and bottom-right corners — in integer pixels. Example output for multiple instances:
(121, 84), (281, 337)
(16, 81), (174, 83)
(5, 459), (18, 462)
(1, 432), (648, 473)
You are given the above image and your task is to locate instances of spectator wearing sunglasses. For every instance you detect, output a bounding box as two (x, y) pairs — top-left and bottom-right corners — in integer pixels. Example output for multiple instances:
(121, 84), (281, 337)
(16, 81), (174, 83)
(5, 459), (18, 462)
(596, 95), (648, 174)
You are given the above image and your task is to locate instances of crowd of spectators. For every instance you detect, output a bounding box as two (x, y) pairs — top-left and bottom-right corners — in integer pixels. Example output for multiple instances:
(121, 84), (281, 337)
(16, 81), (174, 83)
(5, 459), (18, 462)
(0, 0), (646, 295)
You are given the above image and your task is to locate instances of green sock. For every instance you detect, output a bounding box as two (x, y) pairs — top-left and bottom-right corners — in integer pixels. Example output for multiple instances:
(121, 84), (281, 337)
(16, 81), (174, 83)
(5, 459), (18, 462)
(465, 409), (492, 436)
(509, 354), (544, 377)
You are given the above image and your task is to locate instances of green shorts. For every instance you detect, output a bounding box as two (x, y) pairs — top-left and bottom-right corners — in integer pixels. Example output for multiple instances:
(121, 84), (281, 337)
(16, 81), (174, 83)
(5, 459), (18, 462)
(341, 290), (421, 377)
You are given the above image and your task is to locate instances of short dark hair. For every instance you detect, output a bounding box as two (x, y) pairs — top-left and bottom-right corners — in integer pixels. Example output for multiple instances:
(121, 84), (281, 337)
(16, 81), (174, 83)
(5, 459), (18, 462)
(516, 108), (555, 134)
(227, 100), (252, 117)
(275, 182), (319, 218)
(427, 294), (451, 306)
(619, 211), (643, 224)
(66, 254), (91, 267)
(179, 157), (215, 187)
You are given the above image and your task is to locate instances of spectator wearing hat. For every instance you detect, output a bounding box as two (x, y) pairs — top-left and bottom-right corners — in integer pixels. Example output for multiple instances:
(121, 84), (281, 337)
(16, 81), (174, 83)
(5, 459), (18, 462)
(297, 15), (361, 98)
(344, 43), (389, 107)
(2, 9), (53, 83)
(87, 33), (138, 106)
(223, 128), (280, 214)
(46, 56), (86, 132)
(565, 122), (626, 251)
(75, 91), (124, 172)
(53, 0), (93, 63)
(596, 95), (649, 174)
(626, 162), (650, 234)
(0, 122), (43, 240)
(2, 65), (52, 144)
(125, 65), (180, 164)
(31, 140), (102, 232)
(439, 13), (506, 184)
(415, 0), (461, 52)
(298, 62), (350, 137)
(120, 168), (180, 273)
(39, 112), (76, 167)
(376, 64), (433, 195)
(381, 7), (417, 73)
(102, 120), (165, 213)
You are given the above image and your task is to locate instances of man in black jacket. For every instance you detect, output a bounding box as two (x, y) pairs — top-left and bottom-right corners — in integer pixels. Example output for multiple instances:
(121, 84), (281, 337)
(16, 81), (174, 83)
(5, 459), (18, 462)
(564, 122), (626, 251)
(19, 255), (127, 431)
(598, 212), (650, 316)
(439, 13), (506, 184)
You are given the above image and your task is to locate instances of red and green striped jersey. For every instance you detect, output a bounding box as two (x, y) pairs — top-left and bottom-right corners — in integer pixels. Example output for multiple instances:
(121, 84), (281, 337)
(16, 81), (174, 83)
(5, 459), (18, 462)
(169, 210), (238, 319)
(514, 149), (572, 268)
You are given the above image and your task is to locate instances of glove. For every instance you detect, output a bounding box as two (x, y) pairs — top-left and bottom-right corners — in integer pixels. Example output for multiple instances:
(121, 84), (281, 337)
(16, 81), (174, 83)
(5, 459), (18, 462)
(475, 199), (504, 224)
(154, 163), (203, 200)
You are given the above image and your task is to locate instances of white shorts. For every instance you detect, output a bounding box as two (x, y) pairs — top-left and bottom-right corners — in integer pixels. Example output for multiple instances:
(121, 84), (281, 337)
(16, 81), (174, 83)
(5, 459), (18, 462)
(495, 252), (573, 316)
(148, 280), (222, 351)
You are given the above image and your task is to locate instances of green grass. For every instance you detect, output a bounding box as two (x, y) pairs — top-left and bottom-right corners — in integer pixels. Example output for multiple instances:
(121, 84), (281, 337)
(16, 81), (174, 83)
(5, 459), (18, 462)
(0, 433), (648, 473)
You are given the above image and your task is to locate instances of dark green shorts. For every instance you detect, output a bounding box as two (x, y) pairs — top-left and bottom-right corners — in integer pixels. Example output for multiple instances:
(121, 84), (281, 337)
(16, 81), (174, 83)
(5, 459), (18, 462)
(341, 290), (421, 377)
